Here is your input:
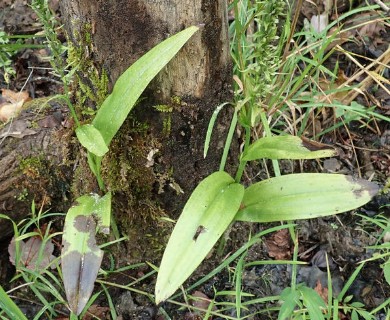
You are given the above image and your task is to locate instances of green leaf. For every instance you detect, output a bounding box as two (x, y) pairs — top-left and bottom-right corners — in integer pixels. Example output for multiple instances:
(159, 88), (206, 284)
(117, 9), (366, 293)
(300, 286), (326, 320)
(351, 309), (359, 320)
(92, 26), (199, 147)
(278, 287), (299, 320)
(0, 284), (28, 320)
(242, 135), (337, 161)
(61, 193), (111, 315)
(384, 260), (390, 286)
(356, 309), (375, 320)
(155, 171), (244, 304)
(236, 173), (379, 222)
(76, 124), (109, 157)
(204, 102), (230, 158)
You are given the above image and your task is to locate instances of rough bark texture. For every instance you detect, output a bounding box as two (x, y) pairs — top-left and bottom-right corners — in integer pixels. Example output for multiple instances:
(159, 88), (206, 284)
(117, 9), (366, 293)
(60, 0), (230, 99)
(59, 0), (234, 262)
(0, 103), (72, 238)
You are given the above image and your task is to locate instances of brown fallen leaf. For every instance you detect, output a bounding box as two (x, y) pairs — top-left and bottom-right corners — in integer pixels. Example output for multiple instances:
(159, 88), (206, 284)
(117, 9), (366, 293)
(0, 119), (37, 139)
(53, 305), (111, 320)
(8, 236), (57, 270)
(185, 291), (217, 319)
(0, 89), (30, 122)
(265, 229), (292, 260)
(82, 305), (110, 320)
(314, 279), (329, 302)
(1, 88), (29, 103)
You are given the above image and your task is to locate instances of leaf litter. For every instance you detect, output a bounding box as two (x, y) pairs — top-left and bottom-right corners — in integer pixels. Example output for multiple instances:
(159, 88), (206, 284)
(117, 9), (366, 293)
(8, 236), (56, 270)
(0, 0), (389, 318)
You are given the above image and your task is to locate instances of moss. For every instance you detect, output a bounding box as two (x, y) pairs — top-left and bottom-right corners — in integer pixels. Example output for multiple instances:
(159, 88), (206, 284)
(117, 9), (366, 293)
(70, 154), (99, 198)
(16, 156), (54, 206)
(16, 188), (29, 201)
(102, 116), (155, 195)
(171, 95), (181, 105)
(94, 113), (178, 261)
(152, 95), (184, 136)
(19, 157), (43, 179)
(67, 23), (109, 115)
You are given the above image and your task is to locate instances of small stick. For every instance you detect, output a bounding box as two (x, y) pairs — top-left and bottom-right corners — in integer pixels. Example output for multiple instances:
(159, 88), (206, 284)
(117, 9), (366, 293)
(373, 0), (390, 13)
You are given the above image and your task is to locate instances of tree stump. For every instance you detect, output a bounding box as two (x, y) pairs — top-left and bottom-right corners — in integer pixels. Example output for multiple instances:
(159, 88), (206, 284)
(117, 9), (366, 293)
(57, 0), (235, 262)
(0, 103), (72, 239)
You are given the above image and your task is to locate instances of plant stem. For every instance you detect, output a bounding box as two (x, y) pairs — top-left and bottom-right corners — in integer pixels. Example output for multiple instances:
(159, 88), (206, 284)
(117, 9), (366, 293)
(289, 226), (298, 291)
(259, 109), (281, 176)
(62, 82), (80, 128)
(235, 125), (251, 183)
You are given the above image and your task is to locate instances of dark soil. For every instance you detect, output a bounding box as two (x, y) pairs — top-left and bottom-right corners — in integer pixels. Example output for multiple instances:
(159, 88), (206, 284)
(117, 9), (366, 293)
(0, 1), (389, 320)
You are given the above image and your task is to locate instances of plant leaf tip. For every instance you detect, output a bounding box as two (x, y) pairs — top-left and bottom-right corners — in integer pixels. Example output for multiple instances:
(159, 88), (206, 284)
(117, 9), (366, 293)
(346, 176), (381, 199)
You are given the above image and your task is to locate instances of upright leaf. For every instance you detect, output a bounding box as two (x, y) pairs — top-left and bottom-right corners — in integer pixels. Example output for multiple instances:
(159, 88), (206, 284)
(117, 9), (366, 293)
(0, 284), (28, 320)
(92, 26), (199, 146)
(155, 171), (244, 304)
(384, 260), (390, 286)
(300, 286), (326, 320)
(236, 173), (379, 222)
(61, 193), (111, 315)
(204, 102), (230, 158)
(242, 135), (337, 161)
(278, 287), (299, 320)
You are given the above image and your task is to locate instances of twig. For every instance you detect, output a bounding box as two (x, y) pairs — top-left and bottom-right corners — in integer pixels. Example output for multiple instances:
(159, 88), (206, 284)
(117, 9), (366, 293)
(373, 0), (390, 13)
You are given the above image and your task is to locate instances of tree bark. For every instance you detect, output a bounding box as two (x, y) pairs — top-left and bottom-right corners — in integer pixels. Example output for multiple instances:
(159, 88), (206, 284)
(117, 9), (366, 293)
(59, 0), (233, 261)
(0, 104), (72, 238)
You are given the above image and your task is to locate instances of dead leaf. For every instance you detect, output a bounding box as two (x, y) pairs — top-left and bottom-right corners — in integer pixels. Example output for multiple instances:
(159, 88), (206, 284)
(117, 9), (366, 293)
(265, 229), (292, 260)
(0, 120), (37, 139)
(300, 136), (336, 152)
(82, 305), (110, 320)
(62, 214), (104, 315)
(191, 291), (214, 310)
(184, 291), (217, 320)
(37, 113), (64, 128)
(0, 100), (25, 122)
(355, 13), (386, 46)
(0, 89), (30, 122)
(314, 279), (329, 302)
(311, 13), (328, 33)
(8, 236), (57, 270)
(1, 89), (29, 103)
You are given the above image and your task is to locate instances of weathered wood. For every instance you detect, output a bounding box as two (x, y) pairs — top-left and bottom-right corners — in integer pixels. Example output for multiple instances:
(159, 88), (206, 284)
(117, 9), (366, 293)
(60, 0), (230, 99)
(0, 105), (72, 238)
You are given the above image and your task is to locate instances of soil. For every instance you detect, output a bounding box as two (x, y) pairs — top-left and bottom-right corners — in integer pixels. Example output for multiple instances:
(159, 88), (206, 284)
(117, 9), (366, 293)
(0, 1), (389, 320)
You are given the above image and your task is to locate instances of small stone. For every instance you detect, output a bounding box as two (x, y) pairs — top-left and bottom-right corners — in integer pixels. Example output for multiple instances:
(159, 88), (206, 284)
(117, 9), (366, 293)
(323, 158), (342, 172)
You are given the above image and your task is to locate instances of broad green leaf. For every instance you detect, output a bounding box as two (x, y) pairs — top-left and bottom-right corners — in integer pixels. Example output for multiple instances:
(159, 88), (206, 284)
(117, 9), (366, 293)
(155, 171), (244, 304)
(0, 284), (28, 320)
(236, 173), (379, 222)
(76, 124), (108, 157)
(92, 26), (199, 146)
(61, 193), (111, 315)
(242, 135), (337, 161)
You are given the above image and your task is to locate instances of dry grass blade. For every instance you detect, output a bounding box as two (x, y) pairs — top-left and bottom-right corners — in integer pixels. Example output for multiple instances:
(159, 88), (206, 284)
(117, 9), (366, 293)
(330, 45), (390, 106)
